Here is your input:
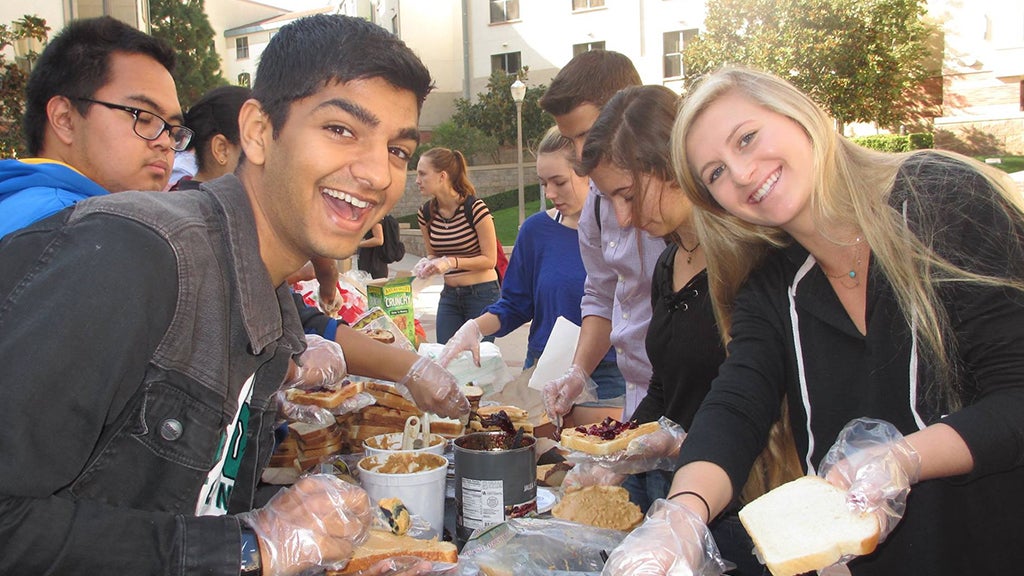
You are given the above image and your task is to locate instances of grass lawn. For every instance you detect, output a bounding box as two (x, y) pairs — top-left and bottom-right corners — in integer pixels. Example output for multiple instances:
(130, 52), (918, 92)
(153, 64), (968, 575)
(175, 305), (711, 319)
(977, 155), (1024, 174)
(492, 199), (551, 246)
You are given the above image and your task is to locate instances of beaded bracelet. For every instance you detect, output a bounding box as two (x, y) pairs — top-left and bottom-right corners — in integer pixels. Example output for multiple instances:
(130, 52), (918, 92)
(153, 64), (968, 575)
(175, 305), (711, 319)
(667, 490), (711, 523)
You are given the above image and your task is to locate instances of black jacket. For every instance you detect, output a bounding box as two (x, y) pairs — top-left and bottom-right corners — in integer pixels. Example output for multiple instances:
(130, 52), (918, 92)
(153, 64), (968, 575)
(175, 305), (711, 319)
(0, 175), (305, 575)
(678, 154), (1024, 574)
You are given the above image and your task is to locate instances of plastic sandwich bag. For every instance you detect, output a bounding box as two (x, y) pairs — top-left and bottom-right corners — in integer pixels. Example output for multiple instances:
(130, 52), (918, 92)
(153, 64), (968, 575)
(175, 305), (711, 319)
(456, 518), (627, 576)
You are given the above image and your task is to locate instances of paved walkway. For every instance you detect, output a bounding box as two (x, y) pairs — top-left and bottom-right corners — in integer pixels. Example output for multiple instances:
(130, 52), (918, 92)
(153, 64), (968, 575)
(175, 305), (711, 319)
(384, 252), (532, 371)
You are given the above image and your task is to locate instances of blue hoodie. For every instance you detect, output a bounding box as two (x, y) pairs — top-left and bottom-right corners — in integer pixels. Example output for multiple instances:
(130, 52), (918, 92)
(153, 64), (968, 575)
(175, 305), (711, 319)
(0, 158), (109, 238)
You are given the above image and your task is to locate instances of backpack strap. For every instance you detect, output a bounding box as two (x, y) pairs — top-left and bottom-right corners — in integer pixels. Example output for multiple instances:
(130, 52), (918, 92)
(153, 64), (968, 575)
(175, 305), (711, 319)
(461, 195), (476, 225)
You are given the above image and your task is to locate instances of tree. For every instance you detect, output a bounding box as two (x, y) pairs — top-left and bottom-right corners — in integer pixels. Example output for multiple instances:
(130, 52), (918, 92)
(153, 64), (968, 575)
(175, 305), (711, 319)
(424, 120), (499, 166)
(0, 15), (48, 158)
(452, 69), (552, 161)
(685, 0), (934, 130)
(150, 0), (226, 107)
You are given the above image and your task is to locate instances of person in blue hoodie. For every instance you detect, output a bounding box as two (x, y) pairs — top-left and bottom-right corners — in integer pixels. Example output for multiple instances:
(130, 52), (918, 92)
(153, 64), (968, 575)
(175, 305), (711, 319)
(0, 16), (188, 239)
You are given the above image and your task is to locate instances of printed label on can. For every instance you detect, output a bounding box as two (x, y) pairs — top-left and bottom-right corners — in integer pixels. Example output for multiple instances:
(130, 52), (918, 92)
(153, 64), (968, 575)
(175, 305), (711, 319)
(460, 478), (504, 529)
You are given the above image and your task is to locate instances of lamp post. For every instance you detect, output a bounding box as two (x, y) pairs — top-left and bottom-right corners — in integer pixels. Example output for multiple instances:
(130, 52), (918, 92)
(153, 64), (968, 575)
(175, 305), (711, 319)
(510, 79), (527, 227)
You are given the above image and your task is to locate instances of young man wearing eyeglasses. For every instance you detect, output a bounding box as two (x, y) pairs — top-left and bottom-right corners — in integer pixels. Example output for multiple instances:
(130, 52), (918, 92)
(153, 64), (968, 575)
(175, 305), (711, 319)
(0, 13), (468, 576)
(0, 16), (186, 238)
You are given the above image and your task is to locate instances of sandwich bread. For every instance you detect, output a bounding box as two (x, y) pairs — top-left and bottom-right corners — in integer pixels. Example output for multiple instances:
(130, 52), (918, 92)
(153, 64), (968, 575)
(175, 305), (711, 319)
(329, 530), (458, 574)
(559, 419), (660, 456)
(738, 475), (880, 576)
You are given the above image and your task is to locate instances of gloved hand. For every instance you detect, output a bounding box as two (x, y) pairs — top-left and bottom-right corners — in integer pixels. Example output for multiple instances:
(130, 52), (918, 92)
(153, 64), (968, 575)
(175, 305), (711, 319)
(411, 257), (433, 279)
(601, 498), (727, 576)
(395, 355), (470, 418)
(413, 256), (454, 279)
(285, 334), (348, 391)
(238, 474), (372, 576)
(623, 419), (687, 464)
(319, 290), (344, 317)
(562, 462), (626, 492)
(542, 365), (597, 422)
(437, 319), (484, 367)
(818, 417), (921, 543)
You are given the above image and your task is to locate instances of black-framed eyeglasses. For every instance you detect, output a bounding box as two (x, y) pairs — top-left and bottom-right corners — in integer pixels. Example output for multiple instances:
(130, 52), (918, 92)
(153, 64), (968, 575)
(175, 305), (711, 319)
(73, 97), (194, 152)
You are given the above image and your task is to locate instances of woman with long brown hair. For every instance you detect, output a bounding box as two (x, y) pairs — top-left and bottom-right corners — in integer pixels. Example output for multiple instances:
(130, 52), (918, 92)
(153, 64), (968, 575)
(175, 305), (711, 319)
(414, 147), (501, 344)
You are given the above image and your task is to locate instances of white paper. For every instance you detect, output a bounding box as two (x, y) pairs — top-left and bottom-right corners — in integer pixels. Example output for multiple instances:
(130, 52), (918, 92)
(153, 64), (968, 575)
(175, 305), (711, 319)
(528, 316), (580, 391)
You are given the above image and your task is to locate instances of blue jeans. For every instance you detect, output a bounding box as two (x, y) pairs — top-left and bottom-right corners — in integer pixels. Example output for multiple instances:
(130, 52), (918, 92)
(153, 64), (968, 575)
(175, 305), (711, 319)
(435, 281), (500, 344)
(622, 471), (764, 576)
(524, 352), (625, 402)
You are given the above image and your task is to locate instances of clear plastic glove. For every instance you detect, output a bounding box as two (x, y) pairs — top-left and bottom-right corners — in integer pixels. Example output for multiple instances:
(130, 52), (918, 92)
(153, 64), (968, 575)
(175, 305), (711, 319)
(542, 365), (598, 422)
(602, 498), (728, 576)
(566, 417), (687, 475)
(411, 257), (433, 279)
(562, 462), (626, 492)
(395, 355), (470, 418)
(818, 417), (921, 543)
(437, 319), (484, 367)
(413, 256), (454, 279)
(285, 334), (348, 391)
(238, 474), (372, 576)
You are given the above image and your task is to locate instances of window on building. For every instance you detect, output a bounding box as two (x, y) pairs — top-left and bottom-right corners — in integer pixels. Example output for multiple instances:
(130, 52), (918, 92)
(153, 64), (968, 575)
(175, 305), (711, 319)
(491, 51), (522, 75)
(663, 29), (698, 79)
(573, 0), (605, 10)
(236, 36), (249, 60)
(490, 0), (519, 23)
(238, 73), (251, 88)
(572, 41), (606, 56)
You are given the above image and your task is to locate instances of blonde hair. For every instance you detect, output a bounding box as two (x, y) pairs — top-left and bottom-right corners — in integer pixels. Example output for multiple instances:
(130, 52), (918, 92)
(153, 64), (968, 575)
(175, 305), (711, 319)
(671, 66), (1024, 413)
(536, 125), (574, 158)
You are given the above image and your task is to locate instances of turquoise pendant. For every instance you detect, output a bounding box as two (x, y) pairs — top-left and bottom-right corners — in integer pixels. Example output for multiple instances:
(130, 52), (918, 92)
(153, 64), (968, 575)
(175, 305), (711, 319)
(848, 271), (856, 279)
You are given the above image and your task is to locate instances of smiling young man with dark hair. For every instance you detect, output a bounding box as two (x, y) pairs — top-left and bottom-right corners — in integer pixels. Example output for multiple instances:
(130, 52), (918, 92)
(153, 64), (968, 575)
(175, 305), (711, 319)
(0, 14), (466, 576)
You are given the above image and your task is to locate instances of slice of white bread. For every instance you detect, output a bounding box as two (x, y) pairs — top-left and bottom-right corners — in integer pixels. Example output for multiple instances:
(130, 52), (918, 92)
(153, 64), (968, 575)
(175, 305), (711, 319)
(559, 420), (660, 456)
(330, 530), (458, 574)
(738, 476), (880, 576)
(551, 485), (643, 531)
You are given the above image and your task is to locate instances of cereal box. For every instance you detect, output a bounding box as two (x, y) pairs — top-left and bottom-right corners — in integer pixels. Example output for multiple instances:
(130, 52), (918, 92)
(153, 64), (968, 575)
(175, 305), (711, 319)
(365, 275), (415, 343)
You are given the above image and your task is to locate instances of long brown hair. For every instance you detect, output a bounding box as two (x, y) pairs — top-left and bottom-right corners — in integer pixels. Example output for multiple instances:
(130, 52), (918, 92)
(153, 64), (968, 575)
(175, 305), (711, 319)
(421, 147), (476, 227)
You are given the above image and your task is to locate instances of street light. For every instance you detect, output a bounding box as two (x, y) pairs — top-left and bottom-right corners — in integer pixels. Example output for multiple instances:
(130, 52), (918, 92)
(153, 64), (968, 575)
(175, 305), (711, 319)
(510, 79), (527, 227)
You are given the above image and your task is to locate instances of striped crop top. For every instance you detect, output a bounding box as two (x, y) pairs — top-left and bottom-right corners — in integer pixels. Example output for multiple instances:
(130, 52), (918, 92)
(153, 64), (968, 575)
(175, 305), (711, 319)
(417, 198), (491, 264)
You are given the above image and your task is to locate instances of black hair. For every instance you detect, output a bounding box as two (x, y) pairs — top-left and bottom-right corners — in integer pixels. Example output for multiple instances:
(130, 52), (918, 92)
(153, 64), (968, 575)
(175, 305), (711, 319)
(184, 85), (251, 172)
(23, 16), (175, 156)
(252, 14), (434, 136)
(538, 50), (641, 117)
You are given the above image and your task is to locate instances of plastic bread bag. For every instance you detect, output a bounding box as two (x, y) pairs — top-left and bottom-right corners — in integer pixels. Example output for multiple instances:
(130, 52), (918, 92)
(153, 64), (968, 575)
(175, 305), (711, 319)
(344, 556), (458, 576)
(353, 307), (417, 352)
(418, 342), (515, 395)
(564, 417), (687, 475)
(457, 517), (627, 576)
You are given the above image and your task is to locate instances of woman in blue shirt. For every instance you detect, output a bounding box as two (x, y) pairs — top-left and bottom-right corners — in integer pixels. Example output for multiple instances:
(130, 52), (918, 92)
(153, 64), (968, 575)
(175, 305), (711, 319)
(438, 127), (624, 398)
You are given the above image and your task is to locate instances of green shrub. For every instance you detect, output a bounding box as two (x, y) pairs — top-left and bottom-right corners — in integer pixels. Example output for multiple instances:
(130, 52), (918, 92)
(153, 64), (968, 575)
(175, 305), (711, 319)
(907, 132), (933, 149)
(852, 134), (911, 153)
(852, 133), (934, 153)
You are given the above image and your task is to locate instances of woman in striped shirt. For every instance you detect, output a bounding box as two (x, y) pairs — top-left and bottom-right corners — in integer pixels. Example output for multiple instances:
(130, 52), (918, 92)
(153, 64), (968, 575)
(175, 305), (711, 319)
(415, 147), (501, 344)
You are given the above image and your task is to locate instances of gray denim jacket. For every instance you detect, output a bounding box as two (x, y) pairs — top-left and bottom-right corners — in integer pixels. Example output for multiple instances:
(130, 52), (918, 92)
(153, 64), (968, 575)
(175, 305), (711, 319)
(0, 175), (305, 575)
